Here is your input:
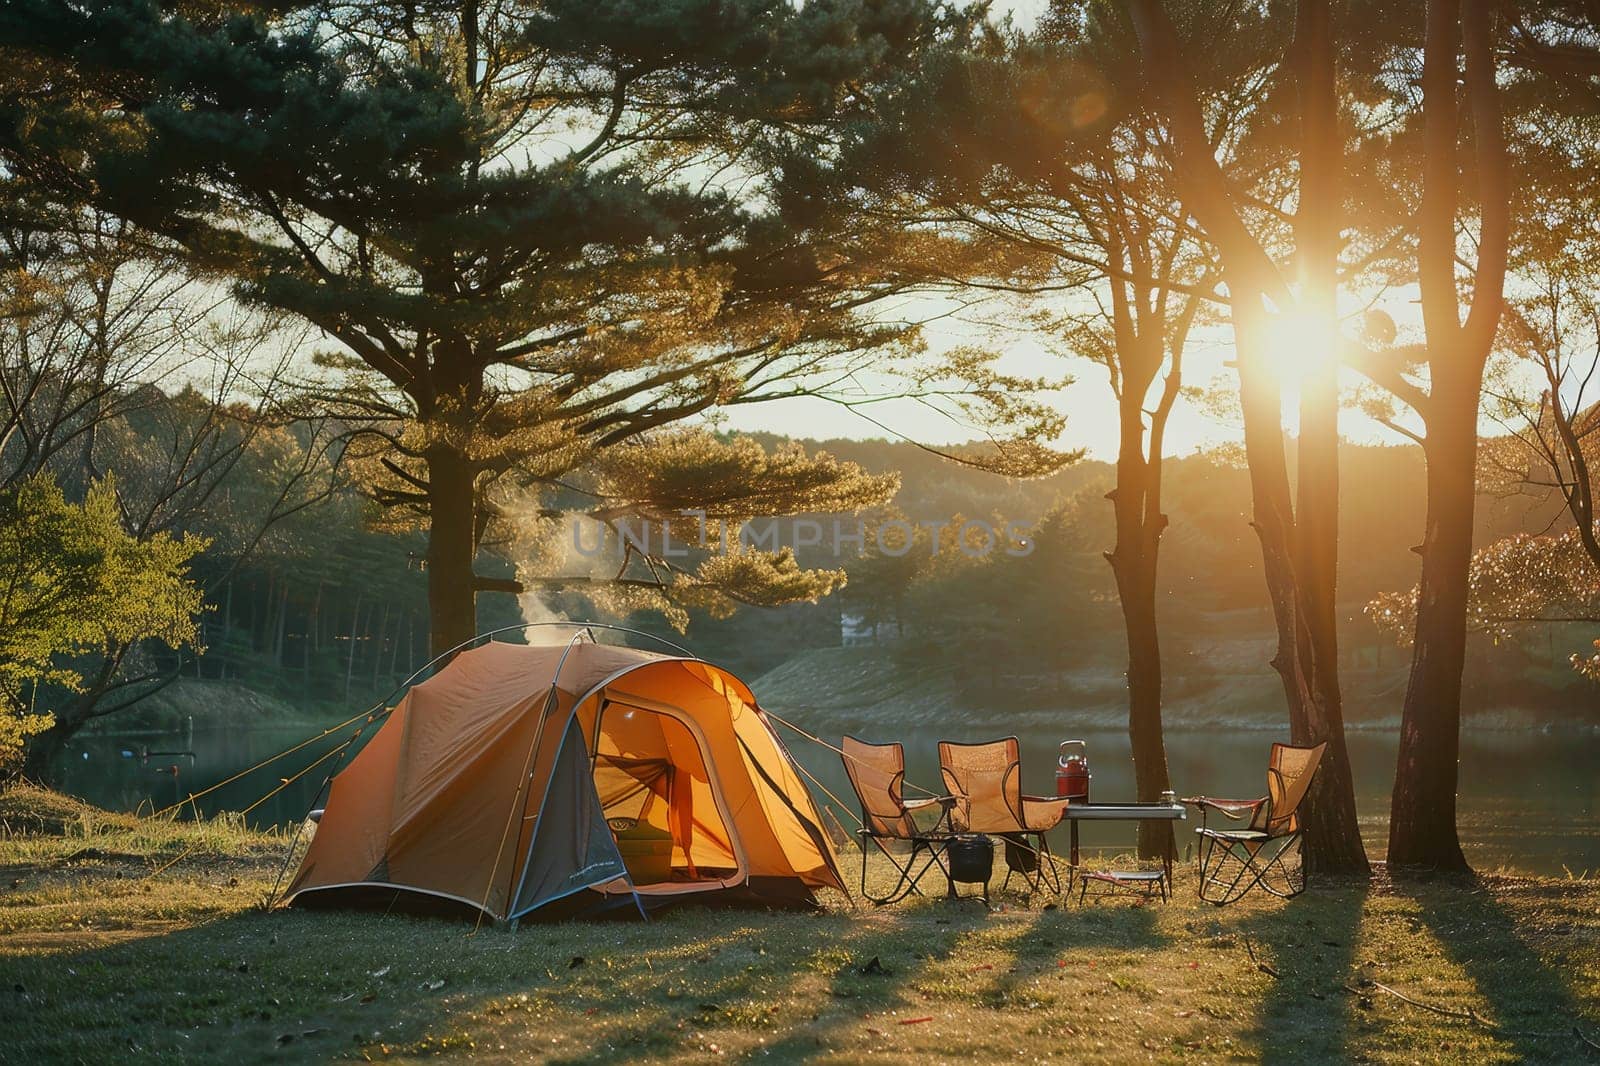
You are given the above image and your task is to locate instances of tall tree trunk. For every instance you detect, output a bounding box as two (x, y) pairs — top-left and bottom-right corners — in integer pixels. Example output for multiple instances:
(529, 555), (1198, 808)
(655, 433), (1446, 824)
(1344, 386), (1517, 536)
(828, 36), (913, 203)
(407, 610), (417, 674)
(388, 604), (404, 681)
(1233, 299), (1317, 718)
(220, 578), (233, 681)
(372, 601), (391, 689)
(1108, 523), (1171, 856)
(344, 592), (364, 702)
(1290, 0), (1369, 875)
(304, 580), (322, 695)
(1105, 321), (1174, 859)
(1126, 2), (1364, 869)
(254, 575), (268, 653)
(425, 442), (479, 658)
(1238, 297), (1368, 873)
(1389, 0), (1507, 872)
(1388, 386), (1478, 871)
(221, 579), (232, 644)
(272, 578), (289, 669)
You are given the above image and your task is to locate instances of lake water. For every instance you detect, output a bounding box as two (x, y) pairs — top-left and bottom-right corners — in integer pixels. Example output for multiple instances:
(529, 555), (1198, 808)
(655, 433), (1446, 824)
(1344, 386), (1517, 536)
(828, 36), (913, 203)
(49, 721), (1600, 877)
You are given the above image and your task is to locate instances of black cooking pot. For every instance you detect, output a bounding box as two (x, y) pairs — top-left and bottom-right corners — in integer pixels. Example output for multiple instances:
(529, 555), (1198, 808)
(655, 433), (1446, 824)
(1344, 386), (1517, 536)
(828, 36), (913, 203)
(946, 834), (994, 884)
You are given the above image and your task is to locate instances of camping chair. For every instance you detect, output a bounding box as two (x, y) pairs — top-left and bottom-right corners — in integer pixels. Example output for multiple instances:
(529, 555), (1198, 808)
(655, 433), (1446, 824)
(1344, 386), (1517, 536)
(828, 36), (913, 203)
(1185, 741), (1327, 906)
(841, 736), (954, 905)
(937, 737), (1069, 895)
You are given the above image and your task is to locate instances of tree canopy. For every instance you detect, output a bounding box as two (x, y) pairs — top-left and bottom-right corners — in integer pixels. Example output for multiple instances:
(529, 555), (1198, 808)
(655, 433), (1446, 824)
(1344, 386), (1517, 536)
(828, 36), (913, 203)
(0, 474), (205, 770)
(0, 0), (1072, 653)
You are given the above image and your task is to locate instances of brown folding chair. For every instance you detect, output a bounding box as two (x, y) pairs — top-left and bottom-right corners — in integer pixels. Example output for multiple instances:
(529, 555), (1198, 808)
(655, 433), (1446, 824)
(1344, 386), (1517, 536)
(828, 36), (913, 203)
(1185, 741), (1327, 905)
(841, 736), (954, 905)
(938, 737), (1068, 895)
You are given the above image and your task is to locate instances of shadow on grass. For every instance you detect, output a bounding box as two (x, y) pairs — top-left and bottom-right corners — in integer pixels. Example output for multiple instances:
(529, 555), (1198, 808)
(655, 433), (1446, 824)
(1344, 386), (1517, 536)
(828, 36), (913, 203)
(11, 908), (772, 1059)
(1230, 876), (1369, 1064)
(1399, 874), (1600, 1062)
(0, 852), (1180, 1066)
(747, 894), (1166, 1063)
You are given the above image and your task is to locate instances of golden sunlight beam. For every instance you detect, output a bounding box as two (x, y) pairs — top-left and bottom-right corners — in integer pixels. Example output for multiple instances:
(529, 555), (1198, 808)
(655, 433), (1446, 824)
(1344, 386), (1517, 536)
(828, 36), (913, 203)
(1264, 309), (1339, 392)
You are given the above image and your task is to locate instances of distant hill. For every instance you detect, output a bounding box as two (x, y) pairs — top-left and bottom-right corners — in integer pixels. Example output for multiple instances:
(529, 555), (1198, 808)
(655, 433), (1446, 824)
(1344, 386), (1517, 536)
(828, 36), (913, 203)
(77, 680), (313, 735)
(671, 433), (1596, 726)
(736, 433), (1562, 610)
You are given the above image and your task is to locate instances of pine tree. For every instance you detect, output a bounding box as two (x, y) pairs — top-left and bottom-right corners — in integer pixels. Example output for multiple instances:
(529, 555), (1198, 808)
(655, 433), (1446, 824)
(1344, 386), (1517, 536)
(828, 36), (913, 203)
(0, 0), (1071, 653)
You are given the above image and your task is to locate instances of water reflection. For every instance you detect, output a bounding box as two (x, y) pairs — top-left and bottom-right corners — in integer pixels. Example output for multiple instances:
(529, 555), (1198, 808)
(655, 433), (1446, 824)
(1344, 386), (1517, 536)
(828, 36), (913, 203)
(49, 721), (1600, 877)
(51, 724), (353, 824)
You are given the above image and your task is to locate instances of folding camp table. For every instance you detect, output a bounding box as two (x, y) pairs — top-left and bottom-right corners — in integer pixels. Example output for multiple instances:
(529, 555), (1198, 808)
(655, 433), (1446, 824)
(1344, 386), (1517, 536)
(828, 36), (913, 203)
(1060, 802), (1186, 902)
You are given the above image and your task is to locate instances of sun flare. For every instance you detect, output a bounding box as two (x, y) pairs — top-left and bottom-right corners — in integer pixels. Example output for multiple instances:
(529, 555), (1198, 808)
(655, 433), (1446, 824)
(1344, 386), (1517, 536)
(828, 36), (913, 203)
(1264, 309), (1339, 389)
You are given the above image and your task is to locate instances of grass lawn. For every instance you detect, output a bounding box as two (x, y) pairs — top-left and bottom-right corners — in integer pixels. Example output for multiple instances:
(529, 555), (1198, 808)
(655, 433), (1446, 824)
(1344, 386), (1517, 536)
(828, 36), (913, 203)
(2, 784), (1598, 1065)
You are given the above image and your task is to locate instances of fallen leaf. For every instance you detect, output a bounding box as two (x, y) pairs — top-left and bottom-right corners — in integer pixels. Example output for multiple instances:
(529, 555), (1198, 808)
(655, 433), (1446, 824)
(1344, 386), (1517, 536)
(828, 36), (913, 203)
(420, 979), (445, 992)
(368, 966), (390, 978)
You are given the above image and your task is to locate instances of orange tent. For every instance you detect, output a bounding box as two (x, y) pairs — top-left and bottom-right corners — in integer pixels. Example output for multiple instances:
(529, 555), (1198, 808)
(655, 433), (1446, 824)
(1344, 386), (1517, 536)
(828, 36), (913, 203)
(286, 639), (845, 921)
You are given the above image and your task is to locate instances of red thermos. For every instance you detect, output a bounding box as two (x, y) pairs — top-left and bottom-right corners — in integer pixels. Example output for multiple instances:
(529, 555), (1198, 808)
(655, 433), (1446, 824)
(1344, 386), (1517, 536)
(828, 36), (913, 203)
(1056, 740), (1090, 801)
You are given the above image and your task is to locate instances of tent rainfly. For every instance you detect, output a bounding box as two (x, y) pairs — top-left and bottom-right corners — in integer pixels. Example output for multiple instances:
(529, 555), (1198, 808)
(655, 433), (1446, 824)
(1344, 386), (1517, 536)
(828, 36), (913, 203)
(285, 639), (846, 921)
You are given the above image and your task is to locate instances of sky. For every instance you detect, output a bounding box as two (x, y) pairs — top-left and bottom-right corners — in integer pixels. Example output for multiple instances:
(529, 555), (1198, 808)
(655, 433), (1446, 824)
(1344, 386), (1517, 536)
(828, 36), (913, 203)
(712, 289), (1426, 463)
(712, 301), (1234, 461)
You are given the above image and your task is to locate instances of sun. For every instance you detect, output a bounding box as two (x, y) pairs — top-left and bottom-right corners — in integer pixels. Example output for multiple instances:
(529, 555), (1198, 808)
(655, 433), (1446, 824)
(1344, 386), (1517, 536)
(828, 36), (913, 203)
(1264, 309), (1339, 390)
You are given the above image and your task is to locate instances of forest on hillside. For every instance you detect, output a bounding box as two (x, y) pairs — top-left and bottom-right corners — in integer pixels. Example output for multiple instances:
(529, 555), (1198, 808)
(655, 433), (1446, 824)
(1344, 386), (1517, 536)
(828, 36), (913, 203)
(617, 435), (1600, 721)
(33, 403), (1590, 737)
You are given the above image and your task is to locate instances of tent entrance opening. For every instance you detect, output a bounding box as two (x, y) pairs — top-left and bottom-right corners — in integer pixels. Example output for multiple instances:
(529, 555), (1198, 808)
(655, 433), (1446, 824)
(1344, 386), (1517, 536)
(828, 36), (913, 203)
(592, 700), (738, 887)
